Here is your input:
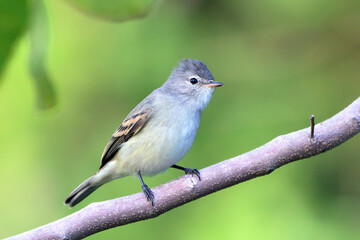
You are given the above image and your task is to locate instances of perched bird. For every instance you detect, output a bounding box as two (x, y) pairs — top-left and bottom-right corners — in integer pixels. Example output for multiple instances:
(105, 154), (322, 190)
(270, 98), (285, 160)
(64, 59), (223, 207)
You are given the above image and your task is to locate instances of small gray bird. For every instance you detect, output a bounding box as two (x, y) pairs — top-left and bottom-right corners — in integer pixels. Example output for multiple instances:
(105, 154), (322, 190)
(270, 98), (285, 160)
(64, 59), (223, 207)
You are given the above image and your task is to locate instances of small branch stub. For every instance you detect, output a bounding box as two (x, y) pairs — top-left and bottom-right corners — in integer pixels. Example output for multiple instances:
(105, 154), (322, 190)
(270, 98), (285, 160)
(310, 115), (315, 138)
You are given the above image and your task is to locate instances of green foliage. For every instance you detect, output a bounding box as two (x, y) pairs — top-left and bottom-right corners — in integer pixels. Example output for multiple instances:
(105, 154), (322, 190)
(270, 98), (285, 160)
(29, 0), (56, 109)
(0, 0), (156, 109)
(65, 0), (156, 21)
(0, 0), (28, 79)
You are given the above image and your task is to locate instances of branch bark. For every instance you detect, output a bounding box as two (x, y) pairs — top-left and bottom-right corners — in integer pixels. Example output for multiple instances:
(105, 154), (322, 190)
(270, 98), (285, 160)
(6, 97), (360, 240)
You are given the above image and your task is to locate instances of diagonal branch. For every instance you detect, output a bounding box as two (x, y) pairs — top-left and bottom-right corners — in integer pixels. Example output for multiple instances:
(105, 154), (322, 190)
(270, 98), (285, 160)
(6, 97), (360, 240)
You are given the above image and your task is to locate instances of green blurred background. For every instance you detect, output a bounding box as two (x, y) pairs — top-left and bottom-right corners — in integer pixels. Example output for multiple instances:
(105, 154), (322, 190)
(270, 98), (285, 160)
(1, 0), (360, 239)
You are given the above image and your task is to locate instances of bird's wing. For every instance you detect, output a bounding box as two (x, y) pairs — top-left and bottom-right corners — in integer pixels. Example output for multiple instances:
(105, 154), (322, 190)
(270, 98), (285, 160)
(99, 109), (151, 169)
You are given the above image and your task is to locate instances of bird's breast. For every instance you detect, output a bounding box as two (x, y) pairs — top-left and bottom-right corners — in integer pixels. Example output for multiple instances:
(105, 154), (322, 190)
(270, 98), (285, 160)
(152, 108), (200, 163)
(115, 107), (201, 176)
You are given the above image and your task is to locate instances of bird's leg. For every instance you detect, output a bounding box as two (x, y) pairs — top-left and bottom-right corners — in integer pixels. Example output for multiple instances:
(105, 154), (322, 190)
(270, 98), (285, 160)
(171, 165), (201, 181)
(137, 171), (154, 206)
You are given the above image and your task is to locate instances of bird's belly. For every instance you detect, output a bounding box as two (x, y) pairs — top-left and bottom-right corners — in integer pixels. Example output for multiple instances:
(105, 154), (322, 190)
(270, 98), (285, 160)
(114, 116), (199, 177)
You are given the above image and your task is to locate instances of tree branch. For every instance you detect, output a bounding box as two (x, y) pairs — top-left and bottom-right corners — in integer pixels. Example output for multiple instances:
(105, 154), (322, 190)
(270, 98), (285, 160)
(6, 97), (360, 240)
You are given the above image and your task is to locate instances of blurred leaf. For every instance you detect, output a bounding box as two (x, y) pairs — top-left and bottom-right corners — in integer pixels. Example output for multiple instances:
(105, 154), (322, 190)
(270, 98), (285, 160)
(0, 0), (28, 80)
(29, 0), (56, 109)
(66, 0), (156, 21)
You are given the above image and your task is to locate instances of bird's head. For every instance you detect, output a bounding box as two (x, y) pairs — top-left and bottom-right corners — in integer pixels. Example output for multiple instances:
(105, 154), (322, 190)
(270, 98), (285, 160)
(162, 59), (223, 111)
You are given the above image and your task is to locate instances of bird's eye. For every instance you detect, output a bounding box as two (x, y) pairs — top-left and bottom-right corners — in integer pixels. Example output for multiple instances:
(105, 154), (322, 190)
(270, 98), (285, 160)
(189, 77), (198, 84)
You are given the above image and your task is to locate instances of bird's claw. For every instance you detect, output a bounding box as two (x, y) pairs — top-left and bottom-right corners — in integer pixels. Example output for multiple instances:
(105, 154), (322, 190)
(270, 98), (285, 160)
(184, 168), (201, 181)
(142, 184), (155, 206)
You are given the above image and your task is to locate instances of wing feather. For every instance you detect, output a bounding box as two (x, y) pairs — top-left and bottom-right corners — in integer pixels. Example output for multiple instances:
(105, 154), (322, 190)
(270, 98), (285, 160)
(99, 111), (151, 169)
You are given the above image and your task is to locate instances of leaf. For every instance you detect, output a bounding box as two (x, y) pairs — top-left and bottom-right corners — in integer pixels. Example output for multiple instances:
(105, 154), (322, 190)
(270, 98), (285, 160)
(0, 0), (28, 80)
(66, 0), (156, 21)
(29, 0), (56, 109)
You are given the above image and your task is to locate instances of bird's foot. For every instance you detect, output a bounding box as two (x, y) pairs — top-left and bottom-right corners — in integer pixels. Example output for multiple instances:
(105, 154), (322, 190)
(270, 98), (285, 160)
(142, 184), (155, 206)
(184, 168), (201, 181)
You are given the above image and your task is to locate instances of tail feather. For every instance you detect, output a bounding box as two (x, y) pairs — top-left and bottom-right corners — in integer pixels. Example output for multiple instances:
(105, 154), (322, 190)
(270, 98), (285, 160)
(64, 176), (100, 208)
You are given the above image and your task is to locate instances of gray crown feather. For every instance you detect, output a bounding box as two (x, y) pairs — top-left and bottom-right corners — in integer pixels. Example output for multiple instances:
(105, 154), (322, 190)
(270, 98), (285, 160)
(175, 58), (214, 80)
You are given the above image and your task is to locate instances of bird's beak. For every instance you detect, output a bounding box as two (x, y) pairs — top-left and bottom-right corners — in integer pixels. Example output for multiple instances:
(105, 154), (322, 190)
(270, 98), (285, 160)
(203, 81), (224, 88)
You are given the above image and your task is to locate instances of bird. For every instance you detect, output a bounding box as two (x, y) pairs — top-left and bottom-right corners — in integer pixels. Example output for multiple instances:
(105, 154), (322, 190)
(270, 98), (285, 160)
(64, 58), (223, 207)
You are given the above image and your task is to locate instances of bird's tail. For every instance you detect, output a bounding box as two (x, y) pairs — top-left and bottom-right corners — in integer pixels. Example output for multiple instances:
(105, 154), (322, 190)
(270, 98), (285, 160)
(64, 175), (101, 208)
